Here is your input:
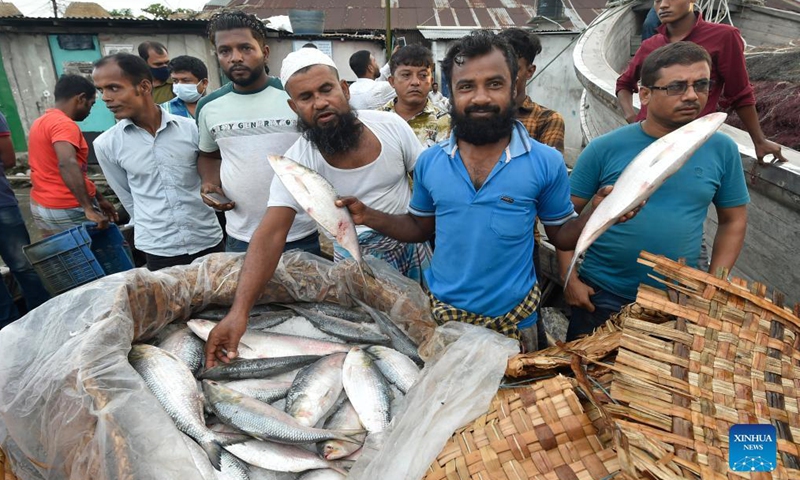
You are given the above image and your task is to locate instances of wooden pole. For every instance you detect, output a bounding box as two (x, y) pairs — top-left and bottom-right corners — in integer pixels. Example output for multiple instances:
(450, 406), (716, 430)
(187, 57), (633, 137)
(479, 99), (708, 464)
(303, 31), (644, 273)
(385, 0), (392, 61)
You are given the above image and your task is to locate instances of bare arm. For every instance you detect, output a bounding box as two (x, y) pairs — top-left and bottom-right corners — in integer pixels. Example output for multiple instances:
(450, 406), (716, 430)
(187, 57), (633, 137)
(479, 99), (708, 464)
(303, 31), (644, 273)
(336, 196), (435, 243)
(616, 90), (638, 124)
(198, 149), (234, 210)
(204, 206), (296, 367)
(708, 205), (747, 277)
(0, 136), (15, 169)
(55, 141), (113, 227)
(735, 105), (786, 164)
(555, 195), (598, 311)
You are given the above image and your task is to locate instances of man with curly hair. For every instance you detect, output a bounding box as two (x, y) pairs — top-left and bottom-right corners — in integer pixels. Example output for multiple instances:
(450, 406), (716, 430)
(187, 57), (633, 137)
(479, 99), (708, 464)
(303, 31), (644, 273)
(196, 10), (319, 254)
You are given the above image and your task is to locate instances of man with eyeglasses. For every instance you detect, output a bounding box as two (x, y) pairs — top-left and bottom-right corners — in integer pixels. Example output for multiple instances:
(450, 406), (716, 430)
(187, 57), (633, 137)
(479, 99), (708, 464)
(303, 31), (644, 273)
(560, 42), (749, 340)
(615, 0), (784, 164)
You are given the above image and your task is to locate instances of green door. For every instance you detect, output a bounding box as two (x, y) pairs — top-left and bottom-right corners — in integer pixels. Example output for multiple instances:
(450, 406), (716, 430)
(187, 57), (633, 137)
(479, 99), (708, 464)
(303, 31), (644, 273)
(0, 49), (27, 151)
(48, 35), (115, 133)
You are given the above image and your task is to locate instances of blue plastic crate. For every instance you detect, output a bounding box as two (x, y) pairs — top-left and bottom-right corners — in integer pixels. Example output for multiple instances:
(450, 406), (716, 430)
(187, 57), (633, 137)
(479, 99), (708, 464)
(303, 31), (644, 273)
(85, 223), (134, 276)
(23, 223), (134, 296)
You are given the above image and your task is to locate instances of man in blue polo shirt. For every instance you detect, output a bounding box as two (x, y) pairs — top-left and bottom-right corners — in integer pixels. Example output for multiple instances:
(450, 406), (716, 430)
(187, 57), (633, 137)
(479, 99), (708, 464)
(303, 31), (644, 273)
(338, 31), (637, 352)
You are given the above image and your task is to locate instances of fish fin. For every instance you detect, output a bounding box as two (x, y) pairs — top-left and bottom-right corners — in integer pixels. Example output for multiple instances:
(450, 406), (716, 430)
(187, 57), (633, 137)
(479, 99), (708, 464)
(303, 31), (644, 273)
(199, 440), (223, 471)
(331, 461), (354, 475)
(213, 432), (251, 446)
(334, 429), (368, 445)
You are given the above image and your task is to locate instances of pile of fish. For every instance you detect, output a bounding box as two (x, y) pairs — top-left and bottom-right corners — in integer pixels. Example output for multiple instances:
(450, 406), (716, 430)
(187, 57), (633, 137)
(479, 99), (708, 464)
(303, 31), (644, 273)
(129, 299), (423, 480)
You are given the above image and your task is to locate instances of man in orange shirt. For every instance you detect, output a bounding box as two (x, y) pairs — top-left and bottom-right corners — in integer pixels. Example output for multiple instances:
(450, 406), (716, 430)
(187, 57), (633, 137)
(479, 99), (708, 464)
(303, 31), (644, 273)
(29, 74), (117, 236)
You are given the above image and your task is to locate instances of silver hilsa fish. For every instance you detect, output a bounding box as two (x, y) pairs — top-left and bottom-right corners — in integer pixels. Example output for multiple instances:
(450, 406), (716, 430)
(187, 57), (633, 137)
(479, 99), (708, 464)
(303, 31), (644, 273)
(565, 112), (728, 288)
(268, 155), (374, 280)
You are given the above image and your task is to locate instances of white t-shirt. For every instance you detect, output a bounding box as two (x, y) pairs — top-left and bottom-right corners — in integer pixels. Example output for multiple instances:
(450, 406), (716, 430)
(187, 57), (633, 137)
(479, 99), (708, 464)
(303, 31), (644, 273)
(196, 80), (317, 242)
(269, 110), (423, 235)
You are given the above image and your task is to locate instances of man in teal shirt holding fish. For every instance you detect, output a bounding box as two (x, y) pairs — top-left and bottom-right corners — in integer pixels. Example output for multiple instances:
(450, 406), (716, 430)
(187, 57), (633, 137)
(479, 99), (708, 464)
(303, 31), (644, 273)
(560, 42), (749, 340)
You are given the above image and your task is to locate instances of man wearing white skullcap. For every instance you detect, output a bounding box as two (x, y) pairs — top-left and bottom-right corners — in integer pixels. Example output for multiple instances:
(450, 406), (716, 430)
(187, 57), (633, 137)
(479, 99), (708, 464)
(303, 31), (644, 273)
(203, 48), (433, 367)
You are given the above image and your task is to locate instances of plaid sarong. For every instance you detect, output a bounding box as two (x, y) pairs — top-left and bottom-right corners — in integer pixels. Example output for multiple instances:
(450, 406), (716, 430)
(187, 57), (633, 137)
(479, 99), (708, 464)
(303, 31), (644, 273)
(428, 284), (542, 340)
(30, 199), (97, 237)
(333, 230), (432, 285)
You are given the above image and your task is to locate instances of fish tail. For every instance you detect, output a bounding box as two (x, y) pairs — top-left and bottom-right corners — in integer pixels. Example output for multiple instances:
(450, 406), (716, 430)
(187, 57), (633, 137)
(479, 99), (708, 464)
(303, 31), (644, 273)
(359, 260), (375, 282)
(199, 440), (223, 471)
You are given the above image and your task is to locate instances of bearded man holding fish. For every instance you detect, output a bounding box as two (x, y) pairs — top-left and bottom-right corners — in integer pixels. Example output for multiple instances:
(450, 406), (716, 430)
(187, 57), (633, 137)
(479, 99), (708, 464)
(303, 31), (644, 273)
(205, 48), (433, 367)
(560, 42), (749, 341)
(338, 31), (640, 353)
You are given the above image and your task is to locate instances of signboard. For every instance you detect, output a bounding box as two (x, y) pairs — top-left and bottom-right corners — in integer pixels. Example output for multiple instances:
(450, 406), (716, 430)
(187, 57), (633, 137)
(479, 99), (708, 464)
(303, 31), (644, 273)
(62, 61), (95, 80)
(103, 44), (135, 55)
(292, 40), (332, 58)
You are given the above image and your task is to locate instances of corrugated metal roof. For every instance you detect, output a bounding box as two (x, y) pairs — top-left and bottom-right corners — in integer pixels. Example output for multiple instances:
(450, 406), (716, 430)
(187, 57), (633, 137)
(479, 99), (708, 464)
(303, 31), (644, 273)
(212, 0), (542, 30)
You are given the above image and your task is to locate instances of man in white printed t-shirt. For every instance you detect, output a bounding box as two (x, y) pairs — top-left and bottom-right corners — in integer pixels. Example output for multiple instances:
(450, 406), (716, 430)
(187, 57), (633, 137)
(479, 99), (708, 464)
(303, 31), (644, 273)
(202, 47), (432, 368)
(197, 10), (319, 254)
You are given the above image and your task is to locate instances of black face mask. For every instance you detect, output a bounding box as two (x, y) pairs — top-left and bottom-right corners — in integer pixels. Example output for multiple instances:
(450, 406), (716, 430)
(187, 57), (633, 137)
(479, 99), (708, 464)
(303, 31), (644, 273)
(151, 66), (170, 82)
(450, 100), (516, 146)
(297, 110), (363, 157)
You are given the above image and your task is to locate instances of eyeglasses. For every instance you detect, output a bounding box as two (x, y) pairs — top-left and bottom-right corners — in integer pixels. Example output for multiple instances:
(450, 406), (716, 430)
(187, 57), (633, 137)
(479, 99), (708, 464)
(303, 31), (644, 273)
(646, 79), (714, 96)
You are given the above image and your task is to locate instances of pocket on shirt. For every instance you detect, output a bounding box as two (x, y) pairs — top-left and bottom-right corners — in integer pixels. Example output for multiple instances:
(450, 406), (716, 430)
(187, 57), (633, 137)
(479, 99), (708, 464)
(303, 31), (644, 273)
(161, 154), (200, 187)
(490, 197), (533, 240)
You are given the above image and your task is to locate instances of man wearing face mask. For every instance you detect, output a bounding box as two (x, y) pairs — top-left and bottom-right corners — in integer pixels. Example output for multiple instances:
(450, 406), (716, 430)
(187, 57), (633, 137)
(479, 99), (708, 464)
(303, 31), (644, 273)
(137, 41), (174, 104)
(161, 55), (209, 119)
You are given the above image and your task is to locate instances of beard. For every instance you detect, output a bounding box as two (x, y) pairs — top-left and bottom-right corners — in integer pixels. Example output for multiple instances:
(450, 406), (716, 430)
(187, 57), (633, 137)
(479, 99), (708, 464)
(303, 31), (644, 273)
(450, 100), (516, 146)
(298, 109), (363, 157)
(225, 65), (262, 87)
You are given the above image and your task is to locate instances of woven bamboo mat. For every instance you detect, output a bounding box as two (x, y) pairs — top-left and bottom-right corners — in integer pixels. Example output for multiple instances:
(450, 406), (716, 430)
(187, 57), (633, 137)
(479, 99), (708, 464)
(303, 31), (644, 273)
(425, 375), (622, 480)
(0, 448), (17, 480)
(505, 321), (622, 379)
(605, 252), (800, 479)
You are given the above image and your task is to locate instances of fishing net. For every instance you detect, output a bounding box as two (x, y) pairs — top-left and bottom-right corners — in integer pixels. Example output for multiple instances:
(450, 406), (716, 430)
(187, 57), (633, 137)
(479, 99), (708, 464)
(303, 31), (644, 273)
(0, 252), (508, 480)
(723, 47), (800, 150)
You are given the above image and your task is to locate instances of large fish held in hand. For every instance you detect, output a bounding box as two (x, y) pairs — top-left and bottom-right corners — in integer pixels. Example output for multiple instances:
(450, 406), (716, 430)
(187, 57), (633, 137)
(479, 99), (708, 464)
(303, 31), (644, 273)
(564, 112), (727, 289)
(268, 155), (373, 278)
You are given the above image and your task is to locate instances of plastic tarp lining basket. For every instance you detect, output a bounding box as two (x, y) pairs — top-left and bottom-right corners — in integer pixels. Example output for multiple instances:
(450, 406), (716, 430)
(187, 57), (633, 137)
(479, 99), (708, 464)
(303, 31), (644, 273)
(0, 252), (518, 480)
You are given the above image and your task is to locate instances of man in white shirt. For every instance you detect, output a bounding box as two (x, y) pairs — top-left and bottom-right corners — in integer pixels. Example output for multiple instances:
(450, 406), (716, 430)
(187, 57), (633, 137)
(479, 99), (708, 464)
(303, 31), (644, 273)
(428, 81), (445, 107)
(203, 48), (431, 367)
(347, 50), (395, 110)
(92, 53), (223, 271)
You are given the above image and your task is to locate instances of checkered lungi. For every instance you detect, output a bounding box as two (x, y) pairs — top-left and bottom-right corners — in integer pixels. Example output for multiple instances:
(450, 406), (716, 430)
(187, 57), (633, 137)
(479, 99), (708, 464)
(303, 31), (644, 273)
(427, 284), (542, 340)
(333, 229), (432, 285)
(29, 199), (96, 237)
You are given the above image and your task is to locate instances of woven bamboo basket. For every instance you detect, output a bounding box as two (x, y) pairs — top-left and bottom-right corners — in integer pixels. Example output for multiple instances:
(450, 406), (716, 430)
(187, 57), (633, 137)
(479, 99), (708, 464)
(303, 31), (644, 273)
(604, 252), (800, 479)
(424, 375), (622, 480)
(1, 447), (17, 480)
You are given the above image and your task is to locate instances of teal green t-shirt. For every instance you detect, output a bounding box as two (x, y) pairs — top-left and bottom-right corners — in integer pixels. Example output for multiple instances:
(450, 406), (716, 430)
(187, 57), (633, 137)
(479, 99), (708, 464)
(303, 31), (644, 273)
(570, 123), (750, 300)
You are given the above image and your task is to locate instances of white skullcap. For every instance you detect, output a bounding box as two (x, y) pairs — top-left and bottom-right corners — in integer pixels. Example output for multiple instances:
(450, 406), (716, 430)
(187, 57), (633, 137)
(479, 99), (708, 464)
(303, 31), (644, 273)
(280, 48), (338, 88)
